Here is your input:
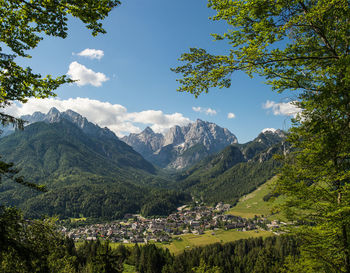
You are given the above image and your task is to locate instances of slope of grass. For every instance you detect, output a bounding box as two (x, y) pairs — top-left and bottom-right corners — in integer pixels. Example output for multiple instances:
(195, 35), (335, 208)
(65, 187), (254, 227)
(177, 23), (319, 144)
(226, 176), (285, 219)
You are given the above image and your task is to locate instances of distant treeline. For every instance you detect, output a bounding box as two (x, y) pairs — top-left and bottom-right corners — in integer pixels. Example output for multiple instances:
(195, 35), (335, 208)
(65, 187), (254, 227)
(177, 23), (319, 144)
(22, 185), (191, 220)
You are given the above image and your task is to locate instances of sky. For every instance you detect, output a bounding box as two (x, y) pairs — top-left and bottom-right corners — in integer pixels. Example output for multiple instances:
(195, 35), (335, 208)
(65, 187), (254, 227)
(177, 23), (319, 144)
(6, 0), (299, 143)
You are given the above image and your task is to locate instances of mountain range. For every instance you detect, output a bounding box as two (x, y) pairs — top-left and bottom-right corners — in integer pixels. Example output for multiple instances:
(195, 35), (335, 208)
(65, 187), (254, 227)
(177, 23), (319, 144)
(0, 108), (286, 220)
(122, 119), (238, 170)
(175, 129), (287, 204)
(0, 108), (190, 219)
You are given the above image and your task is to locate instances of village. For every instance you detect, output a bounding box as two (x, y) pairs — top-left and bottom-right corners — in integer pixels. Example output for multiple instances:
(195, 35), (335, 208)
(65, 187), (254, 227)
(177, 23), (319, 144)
(62, 203), (281, 243)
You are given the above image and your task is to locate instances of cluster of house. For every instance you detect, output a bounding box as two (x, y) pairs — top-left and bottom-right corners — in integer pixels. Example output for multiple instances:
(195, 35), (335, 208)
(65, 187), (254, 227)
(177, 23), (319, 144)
(61, 203), (277, 243)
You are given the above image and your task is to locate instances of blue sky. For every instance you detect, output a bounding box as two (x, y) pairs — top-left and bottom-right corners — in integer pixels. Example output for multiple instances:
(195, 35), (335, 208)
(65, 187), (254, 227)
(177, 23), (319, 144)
(7, 0), (299, 143)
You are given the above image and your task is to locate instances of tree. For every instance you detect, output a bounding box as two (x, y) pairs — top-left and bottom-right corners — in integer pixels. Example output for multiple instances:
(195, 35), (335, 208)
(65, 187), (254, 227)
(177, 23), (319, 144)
(0, 1), (120, 270)
(0, 0), (120, 186)
(0, 207), (78, 272)
(173, 1), (350, 272)
(84, 241), (123, 273)
(192, 259), (222, 273)
(0, 0), (120, 124)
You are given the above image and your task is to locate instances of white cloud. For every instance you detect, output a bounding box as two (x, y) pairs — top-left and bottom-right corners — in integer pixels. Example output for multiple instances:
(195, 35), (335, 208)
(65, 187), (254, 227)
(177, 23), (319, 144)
(127, 111), (190, 133)
(192, 106), (217, 116)
(5, 97), (191, 136)
(67, 61), (109, 87)
(227, 112), (236, 119)
(263, 100), (300, 117)
(192, 107), (201, 112)
(206, 108), (217, 115)
(76, 48), (104, 60)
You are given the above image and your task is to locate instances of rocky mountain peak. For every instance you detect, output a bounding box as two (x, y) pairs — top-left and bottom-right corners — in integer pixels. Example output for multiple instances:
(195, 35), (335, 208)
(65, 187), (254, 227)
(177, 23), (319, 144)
(47, 107), (60, 116)
(122, 119), (238, 169)
(21, 108), (117, 140)
(61, 109), (89, 130)
(121, 126), (164, 159)
(44, 107), (62, 123)
(257, 129), (286, 144)
(142, 126), (155, 135)
(261, 128), (285, 137)
(195, 118), (204, 124)
(64, 109), (83, 120)
(22, 111), (46, 124)
(163, 125), (184, 146)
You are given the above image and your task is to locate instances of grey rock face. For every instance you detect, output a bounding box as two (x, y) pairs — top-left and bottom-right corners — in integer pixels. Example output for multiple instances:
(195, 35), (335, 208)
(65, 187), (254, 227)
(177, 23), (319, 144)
(240, 129), (286, 161)
(22, 107), (117, 140)
(122, 119), (238, 170)
(163, 125), (184, 146)
(121, 127), (164, 161)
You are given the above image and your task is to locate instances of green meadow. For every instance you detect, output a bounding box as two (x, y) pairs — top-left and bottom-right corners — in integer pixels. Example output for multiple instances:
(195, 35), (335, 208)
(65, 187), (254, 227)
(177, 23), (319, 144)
(226, 176), (285, 220)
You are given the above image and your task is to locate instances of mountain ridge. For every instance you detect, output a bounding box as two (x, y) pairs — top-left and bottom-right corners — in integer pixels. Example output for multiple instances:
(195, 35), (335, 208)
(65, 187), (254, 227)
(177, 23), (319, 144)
(175, 130), (287, 204)
(0, 109), (194, 219)
(122, 119), (238, 170)
(0, 108), (287, 220)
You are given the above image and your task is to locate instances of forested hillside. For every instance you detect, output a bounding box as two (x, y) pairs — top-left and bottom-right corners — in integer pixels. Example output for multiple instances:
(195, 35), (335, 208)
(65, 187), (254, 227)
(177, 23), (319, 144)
(0, 119), (190, 219)
(0, 106), (287, 221)
(176, 131), (286, 204)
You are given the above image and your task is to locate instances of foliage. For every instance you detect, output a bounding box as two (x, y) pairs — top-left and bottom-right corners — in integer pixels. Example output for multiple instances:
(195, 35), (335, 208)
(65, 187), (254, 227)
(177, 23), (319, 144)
(0, 1), (126, 271)
(0, 207), (77, 272)
(276, 101), (350, 272)
(77, 240), (124, 273)
(133, 244), (173, 273)
(0, 0), (120, 191)
(0, 0), (120, 107)
(191, 260), (222, 273)
(141, 190), (191, 217)
(162, 235), (298, 273)
(79, 236), (298, 272)
(0, 156), (46, 192)
(173, 0), (350, 271)
(172, 0), (349, 98)
(20, 185), (190, 220)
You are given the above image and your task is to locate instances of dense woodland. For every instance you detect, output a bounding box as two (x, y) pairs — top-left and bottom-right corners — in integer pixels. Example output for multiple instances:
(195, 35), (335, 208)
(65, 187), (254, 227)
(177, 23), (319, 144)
(0, 121), (192, 219)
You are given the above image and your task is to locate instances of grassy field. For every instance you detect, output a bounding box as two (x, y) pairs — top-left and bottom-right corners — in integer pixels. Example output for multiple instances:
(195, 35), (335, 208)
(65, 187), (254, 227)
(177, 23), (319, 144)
(76, 229), (272, 256)
(156, 229), (272, 255)
(226, 176), (285, 219)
